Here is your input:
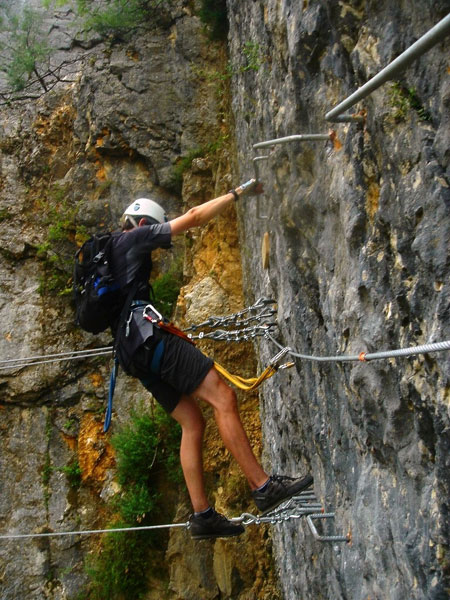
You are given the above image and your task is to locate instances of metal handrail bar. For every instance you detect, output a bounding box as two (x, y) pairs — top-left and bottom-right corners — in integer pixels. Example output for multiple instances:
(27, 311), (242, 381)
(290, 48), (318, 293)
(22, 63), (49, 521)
(253, 133), (331, 149)
(325, 13), (450, 121)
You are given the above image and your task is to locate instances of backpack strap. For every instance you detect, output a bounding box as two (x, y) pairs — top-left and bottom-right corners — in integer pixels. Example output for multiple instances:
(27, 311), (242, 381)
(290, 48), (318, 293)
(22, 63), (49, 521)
(113, 280), (139, 351)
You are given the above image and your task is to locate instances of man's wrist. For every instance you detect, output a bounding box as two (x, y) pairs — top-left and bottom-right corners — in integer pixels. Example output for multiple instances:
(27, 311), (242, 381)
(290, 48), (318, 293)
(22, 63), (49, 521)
(228, 189), (239, 201)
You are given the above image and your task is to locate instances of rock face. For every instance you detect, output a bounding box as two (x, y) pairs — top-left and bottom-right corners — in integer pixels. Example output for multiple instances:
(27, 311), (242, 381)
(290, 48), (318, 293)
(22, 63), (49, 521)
(227, 1), (449, 599)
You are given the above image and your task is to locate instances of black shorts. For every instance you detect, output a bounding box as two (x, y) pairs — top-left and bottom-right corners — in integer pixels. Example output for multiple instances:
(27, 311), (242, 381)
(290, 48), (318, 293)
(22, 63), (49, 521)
(127, 327), (214, 413)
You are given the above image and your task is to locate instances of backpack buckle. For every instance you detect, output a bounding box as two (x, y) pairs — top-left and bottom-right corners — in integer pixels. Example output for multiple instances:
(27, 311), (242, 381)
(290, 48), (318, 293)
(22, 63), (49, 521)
(125, 312), (133, 337)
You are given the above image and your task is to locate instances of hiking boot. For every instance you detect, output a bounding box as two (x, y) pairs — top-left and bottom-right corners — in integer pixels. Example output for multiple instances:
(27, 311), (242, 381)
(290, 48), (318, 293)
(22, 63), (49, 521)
(189, 508), (245, 540)
(252, 474), (313, 514)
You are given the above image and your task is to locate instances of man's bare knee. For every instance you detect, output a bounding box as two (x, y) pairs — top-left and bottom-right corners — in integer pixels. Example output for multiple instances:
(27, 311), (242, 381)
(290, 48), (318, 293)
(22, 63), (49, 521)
(172, 396), (206, 437)
(211, 383), (238, 416)
(187, 412), (206, 438)
(194, 368), (238, 412)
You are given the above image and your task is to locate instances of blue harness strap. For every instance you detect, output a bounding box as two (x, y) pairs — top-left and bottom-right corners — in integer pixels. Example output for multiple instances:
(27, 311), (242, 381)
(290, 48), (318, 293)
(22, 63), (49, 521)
(139, 339), (165, 388)
(104, 357), (119, 433)
(150, 339), (165, 374)
(104, 340), (164, 432)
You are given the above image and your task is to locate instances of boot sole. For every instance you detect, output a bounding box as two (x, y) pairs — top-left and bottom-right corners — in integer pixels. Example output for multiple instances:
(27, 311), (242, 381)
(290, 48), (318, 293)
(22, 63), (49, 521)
(259, 475), (313, 516)
(191, 529), (245, 540)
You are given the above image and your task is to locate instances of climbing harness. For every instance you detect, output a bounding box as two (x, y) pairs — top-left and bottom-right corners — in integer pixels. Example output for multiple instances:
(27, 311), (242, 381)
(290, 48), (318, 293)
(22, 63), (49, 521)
(138, 299), (289, 391)
(0, 488), (349, 544)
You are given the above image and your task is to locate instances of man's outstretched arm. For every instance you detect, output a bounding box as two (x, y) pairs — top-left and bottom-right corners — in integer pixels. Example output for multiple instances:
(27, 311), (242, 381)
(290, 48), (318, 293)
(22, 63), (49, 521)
(169, 179), (261, 236)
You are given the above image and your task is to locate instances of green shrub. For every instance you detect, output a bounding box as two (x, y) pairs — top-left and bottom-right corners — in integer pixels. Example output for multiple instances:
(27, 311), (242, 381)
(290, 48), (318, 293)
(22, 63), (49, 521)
(81, 407), (181, 599)
(35, 183), (83, 297)
(169, 137), (226, 193)
(85, 527), (152, 600)
(112, 412), (161, 487)
(77, 0), (163, 39)
(388, 82), (431, 122)
(112, 407), (182, 488)
(113, 484), (157, 523)
(241, 41), (264, 72)
(60, 459), (82, 490)
(169, 146), (207, 193)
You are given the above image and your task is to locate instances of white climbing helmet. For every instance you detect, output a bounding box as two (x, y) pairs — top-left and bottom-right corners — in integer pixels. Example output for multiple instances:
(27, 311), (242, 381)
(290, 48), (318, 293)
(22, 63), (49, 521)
(122, 197), (168, 228)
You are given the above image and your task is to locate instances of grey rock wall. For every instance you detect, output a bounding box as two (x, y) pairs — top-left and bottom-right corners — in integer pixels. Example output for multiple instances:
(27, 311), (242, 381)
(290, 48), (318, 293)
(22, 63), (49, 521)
(228, 1), (449, 599)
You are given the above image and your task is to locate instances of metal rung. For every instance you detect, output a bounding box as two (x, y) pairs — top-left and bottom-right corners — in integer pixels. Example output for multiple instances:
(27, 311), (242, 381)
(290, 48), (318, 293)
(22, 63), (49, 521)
(306, 513), (350, 543)
(260, 491), (350, 544)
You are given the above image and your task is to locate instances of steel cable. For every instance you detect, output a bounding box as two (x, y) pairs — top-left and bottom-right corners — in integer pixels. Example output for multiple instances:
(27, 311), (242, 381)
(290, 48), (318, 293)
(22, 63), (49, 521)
(0, 347), (113, 371)
(266, 332), (450, 363)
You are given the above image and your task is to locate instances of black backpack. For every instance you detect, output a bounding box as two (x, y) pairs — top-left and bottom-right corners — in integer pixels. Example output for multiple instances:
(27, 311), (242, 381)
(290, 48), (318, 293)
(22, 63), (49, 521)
(73, 233), (122, 334)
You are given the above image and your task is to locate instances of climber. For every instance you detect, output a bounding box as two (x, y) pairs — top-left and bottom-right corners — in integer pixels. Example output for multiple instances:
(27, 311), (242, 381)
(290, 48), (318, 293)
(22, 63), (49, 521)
(110, 181), (313, 540)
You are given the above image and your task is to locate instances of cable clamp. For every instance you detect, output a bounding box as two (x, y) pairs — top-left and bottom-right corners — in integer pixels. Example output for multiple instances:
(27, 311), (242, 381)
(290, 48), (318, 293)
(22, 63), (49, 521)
(269, 347), (291, 367)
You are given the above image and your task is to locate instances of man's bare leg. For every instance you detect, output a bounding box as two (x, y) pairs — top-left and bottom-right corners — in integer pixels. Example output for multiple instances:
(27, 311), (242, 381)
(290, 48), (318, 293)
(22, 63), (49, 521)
(171, 386), (246, 538)
(171, 396), (210, 513)
(192, 367), (269, 490)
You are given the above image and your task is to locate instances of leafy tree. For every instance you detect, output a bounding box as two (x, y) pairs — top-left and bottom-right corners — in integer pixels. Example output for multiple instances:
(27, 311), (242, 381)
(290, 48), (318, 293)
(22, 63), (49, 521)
(0, 0), (168, 103)
(0, 4), (82, 104)
(0, 6), (52, 92)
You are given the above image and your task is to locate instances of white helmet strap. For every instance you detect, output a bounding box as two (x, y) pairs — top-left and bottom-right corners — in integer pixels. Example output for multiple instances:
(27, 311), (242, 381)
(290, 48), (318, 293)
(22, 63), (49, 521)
(126, 215), (139, 229)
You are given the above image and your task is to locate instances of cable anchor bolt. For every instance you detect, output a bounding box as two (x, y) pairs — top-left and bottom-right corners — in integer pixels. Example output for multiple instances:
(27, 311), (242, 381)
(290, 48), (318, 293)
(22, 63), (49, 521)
(278, 361), (295, 371)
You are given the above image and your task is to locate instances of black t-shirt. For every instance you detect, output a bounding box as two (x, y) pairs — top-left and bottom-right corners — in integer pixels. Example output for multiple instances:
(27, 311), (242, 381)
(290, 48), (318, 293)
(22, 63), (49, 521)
(110, 222), (172, 301)
(110, 222), (172, 365)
